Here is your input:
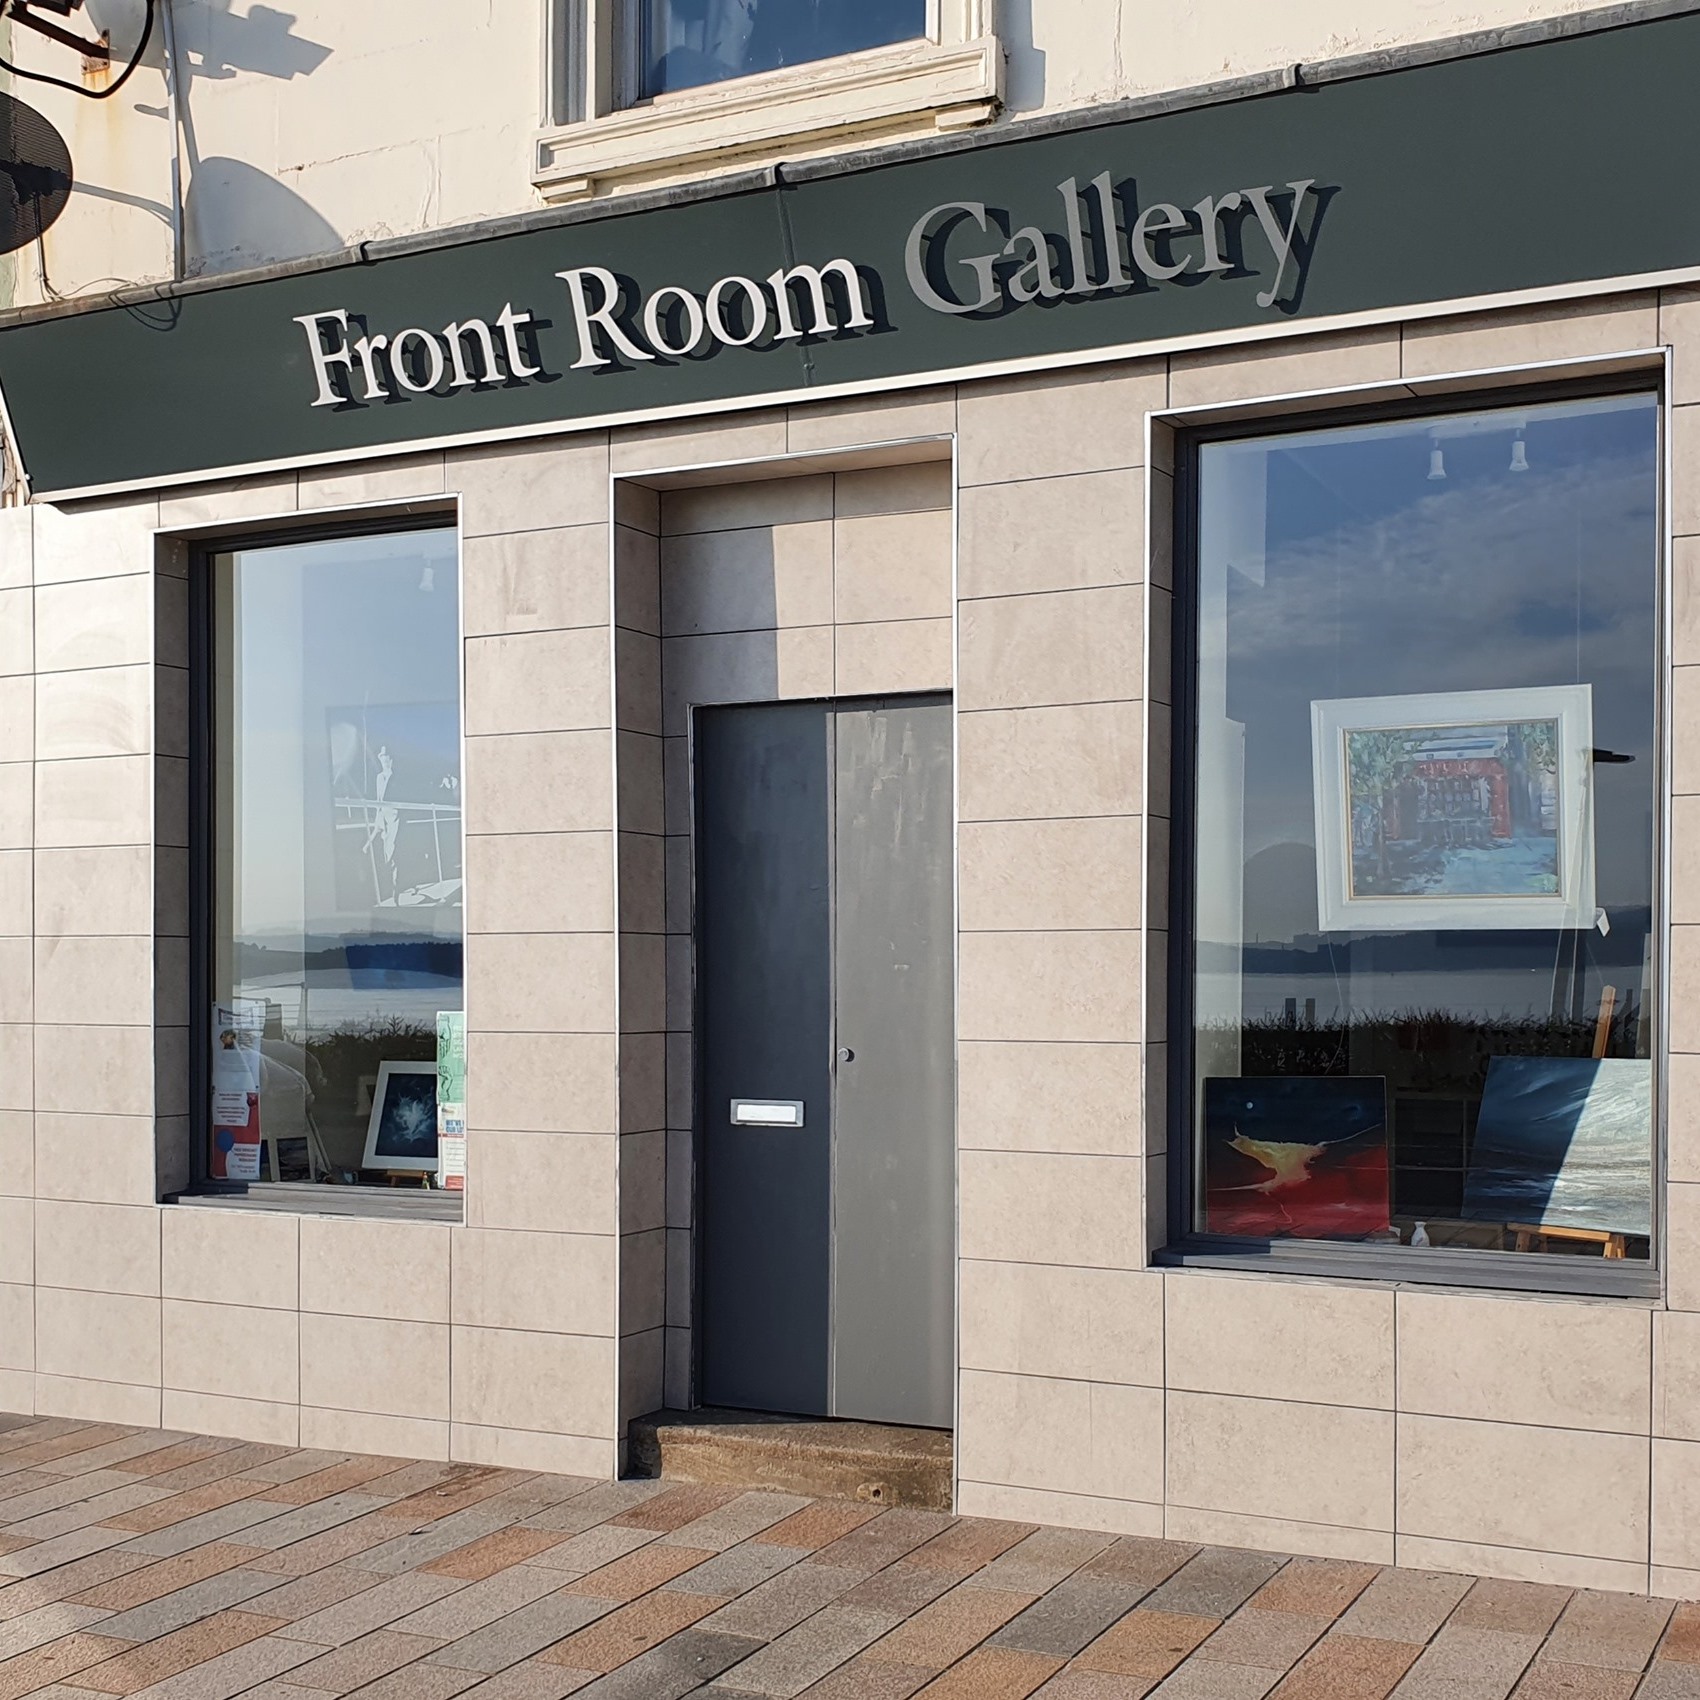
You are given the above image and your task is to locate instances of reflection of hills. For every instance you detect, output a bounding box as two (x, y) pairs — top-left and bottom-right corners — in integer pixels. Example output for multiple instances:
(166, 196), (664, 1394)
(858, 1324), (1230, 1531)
(1244, 840), (1319, 942)
(235, 935), (462, 983)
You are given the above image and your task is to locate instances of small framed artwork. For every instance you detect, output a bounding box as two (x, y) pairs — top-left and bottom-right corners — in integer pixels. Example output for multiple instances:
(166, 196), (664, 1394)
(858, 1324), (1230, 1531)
(361, 1061), (439, 1173)
(1310, 684), (1595, 933)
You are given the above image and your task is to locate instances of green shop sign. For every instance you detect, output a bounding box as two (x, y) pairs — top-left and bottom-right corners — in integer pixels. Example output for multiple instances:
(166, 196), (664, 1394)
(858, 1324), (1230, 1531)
(2, 8), (1697, 498)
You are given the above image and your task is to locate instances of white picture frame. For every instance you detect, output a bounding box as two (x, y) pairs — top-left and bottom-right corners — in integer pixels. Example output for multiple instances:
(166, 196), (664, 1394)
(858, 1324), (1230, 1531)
(1310, 684), (1596, 934)
(361, 1060), (440, 1174)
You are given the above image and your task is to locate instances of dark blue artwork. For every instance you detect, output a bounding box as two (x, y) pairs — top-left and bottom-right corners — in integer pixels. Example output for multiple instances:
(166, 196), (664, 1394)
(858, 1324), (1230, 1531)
(1462, 1057), (1652, 1235)
(372, 1068), (438, 1161)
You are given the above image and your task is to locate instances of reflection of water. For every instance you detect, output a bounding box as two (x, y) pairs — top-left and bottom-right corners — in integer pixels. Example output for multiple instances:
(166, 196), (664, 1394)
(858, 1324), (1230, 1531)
(235, 971), (457, 1037)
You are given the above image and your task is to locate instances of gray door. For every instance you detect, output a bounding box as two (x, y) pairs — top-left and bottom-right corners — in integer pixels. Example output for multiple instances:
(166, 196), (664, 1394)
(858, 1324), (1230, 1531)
(695, 695), (954, 1429)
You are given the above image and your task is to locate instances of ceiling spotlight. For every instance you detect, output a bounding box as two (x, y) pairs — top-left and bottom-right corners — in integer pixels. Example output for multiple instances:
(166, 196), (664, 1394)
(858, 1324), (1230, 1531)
(419, 565), (435, 593)
(1509, 429), (1529, 473)
(1427, 436), (1446, 482)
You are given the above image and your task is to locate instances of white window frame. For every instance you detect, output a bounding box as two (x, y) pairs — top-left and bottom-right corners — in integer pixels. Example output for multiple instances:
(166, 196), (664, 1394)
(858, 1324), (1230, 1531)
(537, 0), (999, 202)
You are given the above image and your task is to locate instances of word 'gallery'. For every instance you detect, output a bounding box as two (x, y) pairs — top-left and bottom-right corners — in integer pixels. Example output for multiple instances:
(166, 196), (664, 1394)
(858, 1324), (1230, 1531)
(0, 7), (1696, 1594)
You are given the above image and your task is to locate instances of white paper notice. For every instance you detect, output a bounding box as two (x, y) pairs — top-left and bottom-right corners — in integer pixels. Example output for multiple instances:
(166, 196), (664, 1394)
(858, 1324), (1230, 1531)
(224, 1140), (262, 1181)
(211, 1090), (252, 1126)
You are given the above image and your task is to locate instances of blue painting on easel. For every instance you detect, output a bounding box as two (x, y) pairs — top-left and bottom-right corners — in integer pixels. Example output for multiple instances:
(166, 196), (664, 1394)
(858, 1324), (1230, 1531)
(1462, 1057), (1652, 1236)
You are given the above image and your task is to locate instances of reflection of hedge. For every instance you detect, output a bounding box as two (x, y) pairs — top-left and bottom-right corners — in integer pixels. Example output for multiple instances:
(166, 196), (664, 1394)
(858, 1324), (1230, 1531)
(306, 1017), (436, 1080)
(1224, 1007), (1643, 1093)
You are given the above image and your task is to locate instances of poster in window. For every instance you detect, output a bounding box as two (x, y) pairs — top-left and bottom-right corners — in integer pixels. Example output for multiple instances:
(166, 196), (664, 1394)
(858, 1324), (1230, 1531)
(1310, 685), (1595, 933)
(436, 1010), (466, 1191)
(210, 997), (266, 1181)
(1203, 1075), (1391, 1239)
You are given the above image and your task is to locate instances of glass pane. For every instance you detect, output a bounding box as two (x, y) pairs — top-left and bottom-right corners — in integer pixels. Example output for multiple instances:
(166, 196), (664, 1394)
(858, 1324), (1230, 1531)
(210, 527), (463, 1189)
(1189, 393), (1660, 1260)
(640, 0), (928, 97)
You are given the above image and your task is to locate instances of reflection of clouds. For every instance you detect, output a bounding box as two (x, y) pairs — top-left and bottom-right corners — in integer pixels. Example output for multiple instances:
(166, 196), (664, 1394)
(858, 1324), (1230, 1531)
(1224, 453), (1657, 699)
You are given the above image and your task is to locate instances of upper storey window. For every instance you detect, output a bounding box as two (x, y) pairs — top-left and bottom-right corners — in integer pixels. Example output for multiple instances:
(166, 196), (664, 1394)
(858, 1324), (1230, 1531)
(639, 0), (927, 97)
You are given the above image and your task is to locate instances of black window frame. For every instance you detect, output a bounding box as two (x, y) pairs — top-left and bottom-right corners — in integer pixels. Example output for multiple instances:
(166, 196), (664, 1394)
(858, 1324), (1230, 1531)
(181, 508), (462, 1218)
(1160, 371), (1667, 1299)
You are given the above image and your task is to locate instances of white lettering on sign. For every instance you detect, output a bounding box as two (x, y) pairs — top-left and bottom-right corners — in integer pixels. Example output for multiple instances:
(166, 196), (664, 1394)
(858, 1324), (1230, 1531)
(290, 174), (1322, 409)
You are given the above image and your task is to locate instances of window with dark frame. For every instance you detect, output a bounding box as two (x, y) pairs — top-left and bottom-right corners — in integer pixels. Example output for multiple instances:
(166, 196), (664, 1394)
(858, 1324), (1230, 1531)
(1170, 386), (1662, 1288)
(192, 521), (465, 1198)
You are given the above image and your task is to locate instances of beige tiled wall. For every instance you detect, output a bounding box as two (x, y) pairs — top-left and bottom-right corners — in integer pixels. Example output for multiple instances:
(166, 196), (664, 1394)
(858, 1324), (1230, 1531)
(0, 295), (1695, 1596)
(617, 448), (955, 1411)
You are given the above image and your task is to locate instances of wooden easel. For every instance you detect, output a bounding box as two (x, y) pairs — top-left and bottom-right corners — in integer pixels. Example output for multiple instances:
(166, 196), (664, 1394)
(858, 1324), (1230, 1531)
(1508, 985), (1627, 1258)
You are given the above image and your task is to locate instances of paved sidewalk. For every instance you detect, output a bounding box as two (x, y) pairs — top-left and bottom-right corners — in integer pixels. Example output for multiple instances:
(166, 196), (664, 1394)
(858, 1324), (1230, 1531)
(0, 1415), (1694, 1700)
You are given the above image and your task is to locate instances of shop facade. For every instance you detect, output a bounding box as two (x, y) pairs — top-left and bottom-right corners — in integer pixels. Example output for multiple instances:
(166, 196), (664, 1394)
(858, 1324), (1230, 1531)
(1, 1), (1699, 1597)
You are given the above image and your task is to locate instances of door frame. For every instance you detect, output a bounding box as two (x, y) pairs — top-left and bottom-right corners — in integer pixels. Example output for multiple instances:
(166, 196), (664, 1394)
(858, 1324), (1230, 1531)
(686, 690), (958, 1424)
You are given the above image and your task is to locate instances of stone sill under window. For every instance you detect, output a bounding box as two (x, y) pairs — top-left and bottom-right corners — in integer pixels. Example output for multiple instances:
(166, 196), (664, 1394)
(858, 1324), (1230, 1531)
(534, 36), (1001, 202)
(1157, 1239), (1661, 1299)
(170, 1184), (464, 1224)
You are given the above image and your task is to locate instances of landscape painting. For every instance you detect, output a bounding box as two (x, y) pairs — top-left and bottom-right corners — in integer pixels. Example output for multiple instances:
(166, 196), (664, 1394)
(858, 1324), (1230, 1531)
(1203, 1075), (1391, 1240)
(1311, 686), (1594, 932)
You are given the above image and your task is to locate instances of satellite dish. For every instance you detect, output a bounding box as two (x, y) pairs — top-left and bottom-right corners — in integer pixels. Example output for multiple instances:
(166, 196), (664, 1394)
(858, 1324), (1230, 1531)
(0, 92), (72, 256)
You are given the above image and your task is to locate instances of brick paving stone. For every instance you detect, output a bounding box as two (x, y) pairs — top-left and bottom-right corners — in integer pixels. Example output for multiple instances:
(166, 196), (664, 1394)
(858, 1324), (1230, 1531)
(1636, 1665), (1700, 1698)
(115, 1500), (297, 1559)
(752, 1504), (881, 1553)
(0, 1470), (64, 1504)
(343, 1507), (526, 1577)
(379, 1466), (534, 1527)
(904, 1519), (1037, 1577)
(88, 1567), (285, 1642)
(1509, 1661), (1639, 1698)
(455, 1659), (599, 1698)
(73, 1544), (268, 1611)
(1660, 1606), (1700, 1663)
(0, 1602), (113, 1659)
(1143, 1550), (1287, 1620)
(114, 1632), (325, 1700)
(385, 1565), (567, 1640)
(239, 1491), (400, 1553)
(109, 1444), (238, 1483)
(809, 1512), (956, 1576)
(990, 1577), (1150, 1660)
(569, 1626), (763, 1700)
(709, 1602), (898, 1697)
(1544, 1593), (1676, 1673)
(256, 1458), (411, 1508)
(100, 1481), (270, 1536)
(244, 1512), (413, 1578)
(863, 1585), (1037, 1672)
(1194, 1608), (1330, 1670)
(788, 1654), (931, 1698)
(610, 1485), (742, 1534)
(274, 1626), (443, 1694)
(540, 1589), (721, 1674)
(0, 1550), (151, 1620)
(661, 1538), (804, 1601)
(0, 1427), (132, 1472)
(269, 1571), (468, 1647)
(328, 1661), (483, 1700)
(701, 1564), (862, 1641)
(522, 1483), (667, 1534)
(1253, 1563), (1383, 1621)
(1269, 1632), (1423, 1699)
(0, 1469), (151, 1525)
(659, 1494), (812, 1553)
(1387, 1624), (1541, 1699)
(0, 1631), (134, 1700)
(1338, 1573), (1475, 1646)
(1153, 1661), (1280, 1699)
(1031, 1665), (1158, 1698)
(968, 1529), (1119, 1596)
(67, 1608), (288, 1695)
(47, 1436), (191, 1480)
(565, 1542), (715, 1600)
(0, 1522), (132, 1577)
(1074, 1610), (1221, 1680)
(838, 1561), (959, 1619)
(424, 1593), (616, 1673)
(1452, 1582), (1575, 1640)
(241, 1563), (387, 1622)
(526, 1525), (659, 1577)
(1081, 1541), (1200, 1592)
(424, 1527), (574, 1580)
(912, 1645), (1065, 1698)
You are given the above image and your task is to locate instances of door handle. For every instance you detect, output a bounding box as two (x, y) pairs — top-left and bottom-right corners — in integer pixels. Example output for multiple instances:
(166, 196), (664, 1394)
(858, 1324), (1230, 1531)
(730, 1099), (805, 1127)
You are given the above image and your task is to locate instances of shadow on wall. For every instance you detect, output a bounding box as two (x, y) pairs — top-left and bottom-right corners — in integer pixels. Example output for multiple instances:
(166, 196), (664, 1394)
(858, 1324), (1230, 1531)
(184, 155), (341, 274)
(85, 0), (331, 79)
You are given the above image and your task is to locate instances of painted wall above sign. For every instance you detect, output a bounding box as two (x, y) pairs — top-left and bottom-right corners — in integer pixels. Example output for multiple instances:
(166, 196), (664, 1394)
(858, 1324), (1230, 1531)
(0, 11), (1696, 498)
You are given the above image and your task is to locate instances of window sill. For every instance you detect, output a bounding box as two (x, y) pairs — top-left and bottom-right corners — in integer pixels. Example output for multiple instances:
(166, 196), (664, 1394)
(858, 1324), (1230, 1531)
(534, 37), (1001, 202)
(1157, 1238), (1660, 1300)
(170, 1183), (464, 1224)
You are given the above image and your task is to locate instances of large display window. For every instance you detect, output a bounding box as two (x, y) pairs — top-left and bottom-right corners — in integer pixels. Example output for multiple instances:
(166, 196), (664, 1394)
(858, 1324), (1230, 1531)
(1175, 388), (1662, 1285)
(200, 523), (465, 1193)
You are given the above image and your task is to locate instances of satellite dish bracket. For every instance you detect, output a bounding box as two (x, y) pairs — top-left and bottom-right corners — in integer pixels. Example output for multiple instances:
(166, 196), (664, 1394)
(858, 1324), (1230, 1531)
(5, 1), (111, 63)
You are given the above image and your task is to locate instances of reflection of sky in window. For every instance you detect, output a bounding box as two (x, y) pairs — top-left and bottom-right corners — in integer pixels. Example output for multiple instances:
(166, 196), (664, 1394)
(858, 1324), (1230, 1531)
(225, 528), (460, 940)
(1202, 395), (1659, 944)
